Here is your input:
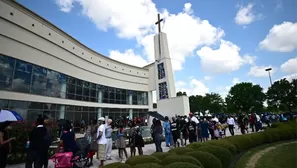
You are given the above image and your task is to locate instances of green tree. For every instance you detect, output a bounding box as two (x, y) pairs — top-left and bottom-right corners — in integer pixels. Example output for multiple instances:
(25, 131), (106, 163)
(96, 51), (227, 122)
(176, 91), (187, 97)
(225, 82), (266, 114)
(203, 93), (224, 114)
(189, 95), (207, 113)
(266, 78), (297, 112)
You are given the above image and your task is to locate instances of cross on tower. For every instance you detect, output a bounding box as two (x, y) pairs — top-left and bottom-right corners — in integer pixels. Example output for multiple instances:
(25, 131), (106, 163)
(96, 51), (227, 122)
(155, 14), (163, 57)
(155, 13), (163, 33)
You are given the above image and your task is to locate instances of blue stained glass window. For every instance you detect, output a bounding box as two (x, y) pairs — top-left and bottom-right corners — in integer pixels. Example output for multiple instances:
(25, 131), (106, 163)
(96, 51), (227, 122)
(157, 63), (165, 79)
(159, 82), (168, 99)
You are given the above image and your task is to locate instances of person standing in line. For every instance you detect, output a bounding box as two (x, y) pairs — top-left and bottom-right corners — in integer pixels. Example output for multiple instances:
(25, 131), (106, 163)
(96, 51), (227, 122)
(85, 119), (97, 166)
(227, 115), (235, 136)
(150, 118), (156, 146)
(117, 123), (128, 162)
(187, 119), (197, 144)
(128, 122), (137, 157)
(43, 116), (52, 168)
(96, 117), (107, 168)
(201, 118), (209, 142)
(189, 112), (199, 141)
(0, 122), (15, 168)
(163, 116), (171, 147)
(134, 125), (144, 155)
(170, 117), (180, 147)
(178, 117), (187, 146)
(105, 119), (113, 160)
(197, 118), (203, 142)
(25, 116), (49, 168)
(154, 120), (163, 152)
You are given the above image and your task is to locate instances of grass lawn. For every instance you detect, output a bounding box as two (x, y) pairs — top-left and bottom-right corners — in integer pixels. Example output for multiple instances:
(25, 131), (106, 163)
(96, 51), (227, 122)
(255, 142), (297, 168)
(235, 141), (294, 168)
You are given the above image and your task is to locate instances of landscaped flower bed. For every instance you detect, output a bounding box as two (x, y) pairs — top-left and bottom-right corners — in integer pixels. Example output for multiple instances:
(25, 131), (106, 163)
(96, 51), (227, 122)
(6, 121), (58, 164)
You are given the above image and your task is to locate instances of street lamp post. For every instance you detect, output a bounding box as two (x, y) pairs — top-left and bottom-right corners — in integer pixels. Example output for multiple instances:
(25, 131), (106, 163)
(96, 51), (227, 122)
(265, 68), (272, 86)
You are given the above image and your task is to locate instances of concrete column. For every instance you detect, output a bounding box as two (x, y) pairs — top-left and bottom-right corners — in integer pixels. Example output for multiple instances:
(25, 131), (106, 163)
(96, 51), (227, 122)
(128, 94), (132, 105)
(129, 109), (133, 119)
(60, 82), (67, 99)
(148, 91), (153, 111)
(59, 105), (65, 119)
(143, 92), (148, 105)
(98, 90), (102, 103)
(97, 108), (102, 119)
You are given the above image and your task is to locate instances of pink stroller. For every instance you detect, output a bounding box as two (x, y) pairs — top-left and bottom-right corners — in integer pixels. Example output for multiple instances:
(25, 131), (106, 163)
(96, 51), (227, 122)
(51, 152), (79, 168)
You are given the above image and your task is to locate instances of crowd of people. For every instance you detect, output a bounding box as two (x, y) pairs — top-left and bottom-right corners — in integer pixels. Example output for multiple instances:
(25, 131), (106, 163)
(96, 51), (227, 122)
(0, 111), (293, 168)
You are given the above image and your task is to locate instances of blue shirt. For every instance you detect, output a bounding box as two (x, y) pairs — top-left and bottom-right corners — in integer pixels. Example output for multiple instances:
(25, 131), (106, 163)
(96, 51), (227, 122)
(163, 121), (170, 134)
(61, 131), (77, 153)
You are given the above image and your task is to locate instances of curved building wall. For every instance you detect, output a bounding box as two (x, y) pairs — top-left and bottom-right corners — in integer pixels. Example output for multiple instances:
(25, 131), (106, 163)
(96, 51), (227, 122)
(0, 0), (151, 122)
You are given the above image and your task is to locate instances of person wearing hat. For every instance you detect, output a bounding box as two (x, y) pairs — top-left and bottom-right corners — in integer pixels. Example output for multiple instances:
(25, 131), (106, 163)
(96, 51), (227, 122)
(96, 117), (107, 168)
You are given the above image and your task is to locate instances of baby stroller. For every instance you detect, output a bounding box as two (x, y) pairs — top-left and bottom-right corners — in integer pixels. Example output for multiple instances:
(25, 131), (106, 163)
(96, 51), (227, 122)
(72, 137), (91, 168)
(51, 138), (94, 168)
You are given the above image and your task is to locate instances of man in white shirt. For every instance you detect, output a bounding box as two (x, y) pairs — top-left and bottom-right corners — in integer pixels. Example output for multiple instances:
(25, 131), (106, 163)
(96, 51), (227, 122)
(96, 117), (107, 168)
(227, 115), (235, 136)
(105, 119), (113, 160)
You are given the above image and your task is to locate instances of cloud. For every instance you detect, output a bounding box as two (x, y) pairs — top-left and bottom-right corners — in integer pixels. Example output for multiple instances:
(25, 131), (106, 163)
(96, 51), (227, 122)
(176, 79), (209, 96)
(259, 22), (297, 52)
(197, 40), (254, 74)
(282, 73), (297, 82)
(140, 3), (224, 71)
(248, 65), (277, 77)
(56, 1), (224, 71)
(203, 76), (212, 81)
(175, 81), (186, 88)
(235, 4), (262, 25)
(232, 78), (240, 85)
(280, 57), (297, 74)
(109, 49), (148, 67)
(243, 55), (256, 65)
(55, 0), (74, 12)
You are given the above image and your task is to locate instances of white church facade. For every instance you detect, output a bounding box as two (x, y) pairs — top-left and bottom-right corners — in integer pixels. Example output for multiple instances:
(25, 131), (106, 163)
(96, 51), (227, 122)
(0, 0), (189, 123)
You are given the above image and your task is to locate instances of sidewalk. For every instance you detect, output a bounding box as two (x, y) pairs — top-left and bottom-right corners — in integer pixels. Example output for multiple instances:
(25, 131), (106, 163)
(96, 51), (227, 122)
(7, 127), (248, 168)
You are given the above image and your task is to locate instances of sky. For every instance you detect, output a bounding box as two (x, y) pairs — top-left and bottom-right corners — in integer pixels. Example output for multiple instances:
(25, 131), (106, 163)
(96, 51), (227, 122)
(17, 0), (297, 98)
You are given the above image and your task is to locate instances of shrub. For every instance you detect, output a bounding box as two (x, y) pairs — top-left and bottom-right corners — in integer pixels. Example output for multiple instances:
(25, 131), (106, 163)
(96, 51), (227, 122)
(104, 163), (132, 168)
(186, 143), (206, 149)
(186, 151), (222, 168)
(125, 155), (161, 166)
(164, 162), (201, 168)
(133, 163), (163, 168)
(168, 147), (194, 155)
(224, 135), (252, 152)
(161, 155), (203, 167)
(246, 133), (265, 146)
(151, 152), (173, 160)
(204, 141), (237, 155)
(196, 146), (232, 168)
(7, 120), (58, 164)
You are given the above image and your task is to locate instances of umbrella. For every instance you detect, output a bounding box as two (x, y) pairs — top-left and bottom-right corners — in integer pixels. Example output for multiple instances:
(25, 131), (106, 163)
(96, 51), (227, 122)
(0, 110), (23, 122)
(147, 111), (165, 121)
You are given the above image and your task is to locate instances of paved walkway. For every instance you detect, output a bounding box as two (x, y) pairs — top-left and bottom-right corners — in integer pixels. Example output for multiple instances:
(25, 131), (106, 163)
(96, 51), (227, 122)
(7, 126), (249, 168)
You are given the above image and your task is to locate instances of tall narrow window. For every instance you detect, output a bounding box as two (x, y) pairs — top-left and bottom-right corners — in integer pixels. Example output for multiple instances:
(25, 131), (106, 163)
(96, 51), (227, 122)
(157, 63), (165, 79)
(159, 82), (168, 99)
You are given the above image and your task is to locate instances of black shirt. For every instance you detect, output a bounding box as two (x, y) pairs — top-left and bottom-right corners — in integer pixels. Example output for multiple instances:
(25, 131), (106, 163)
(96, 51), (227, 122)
(29, 126), (48, 153)
(170, 121), (179, 133)
(188, 121), (196, 133)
